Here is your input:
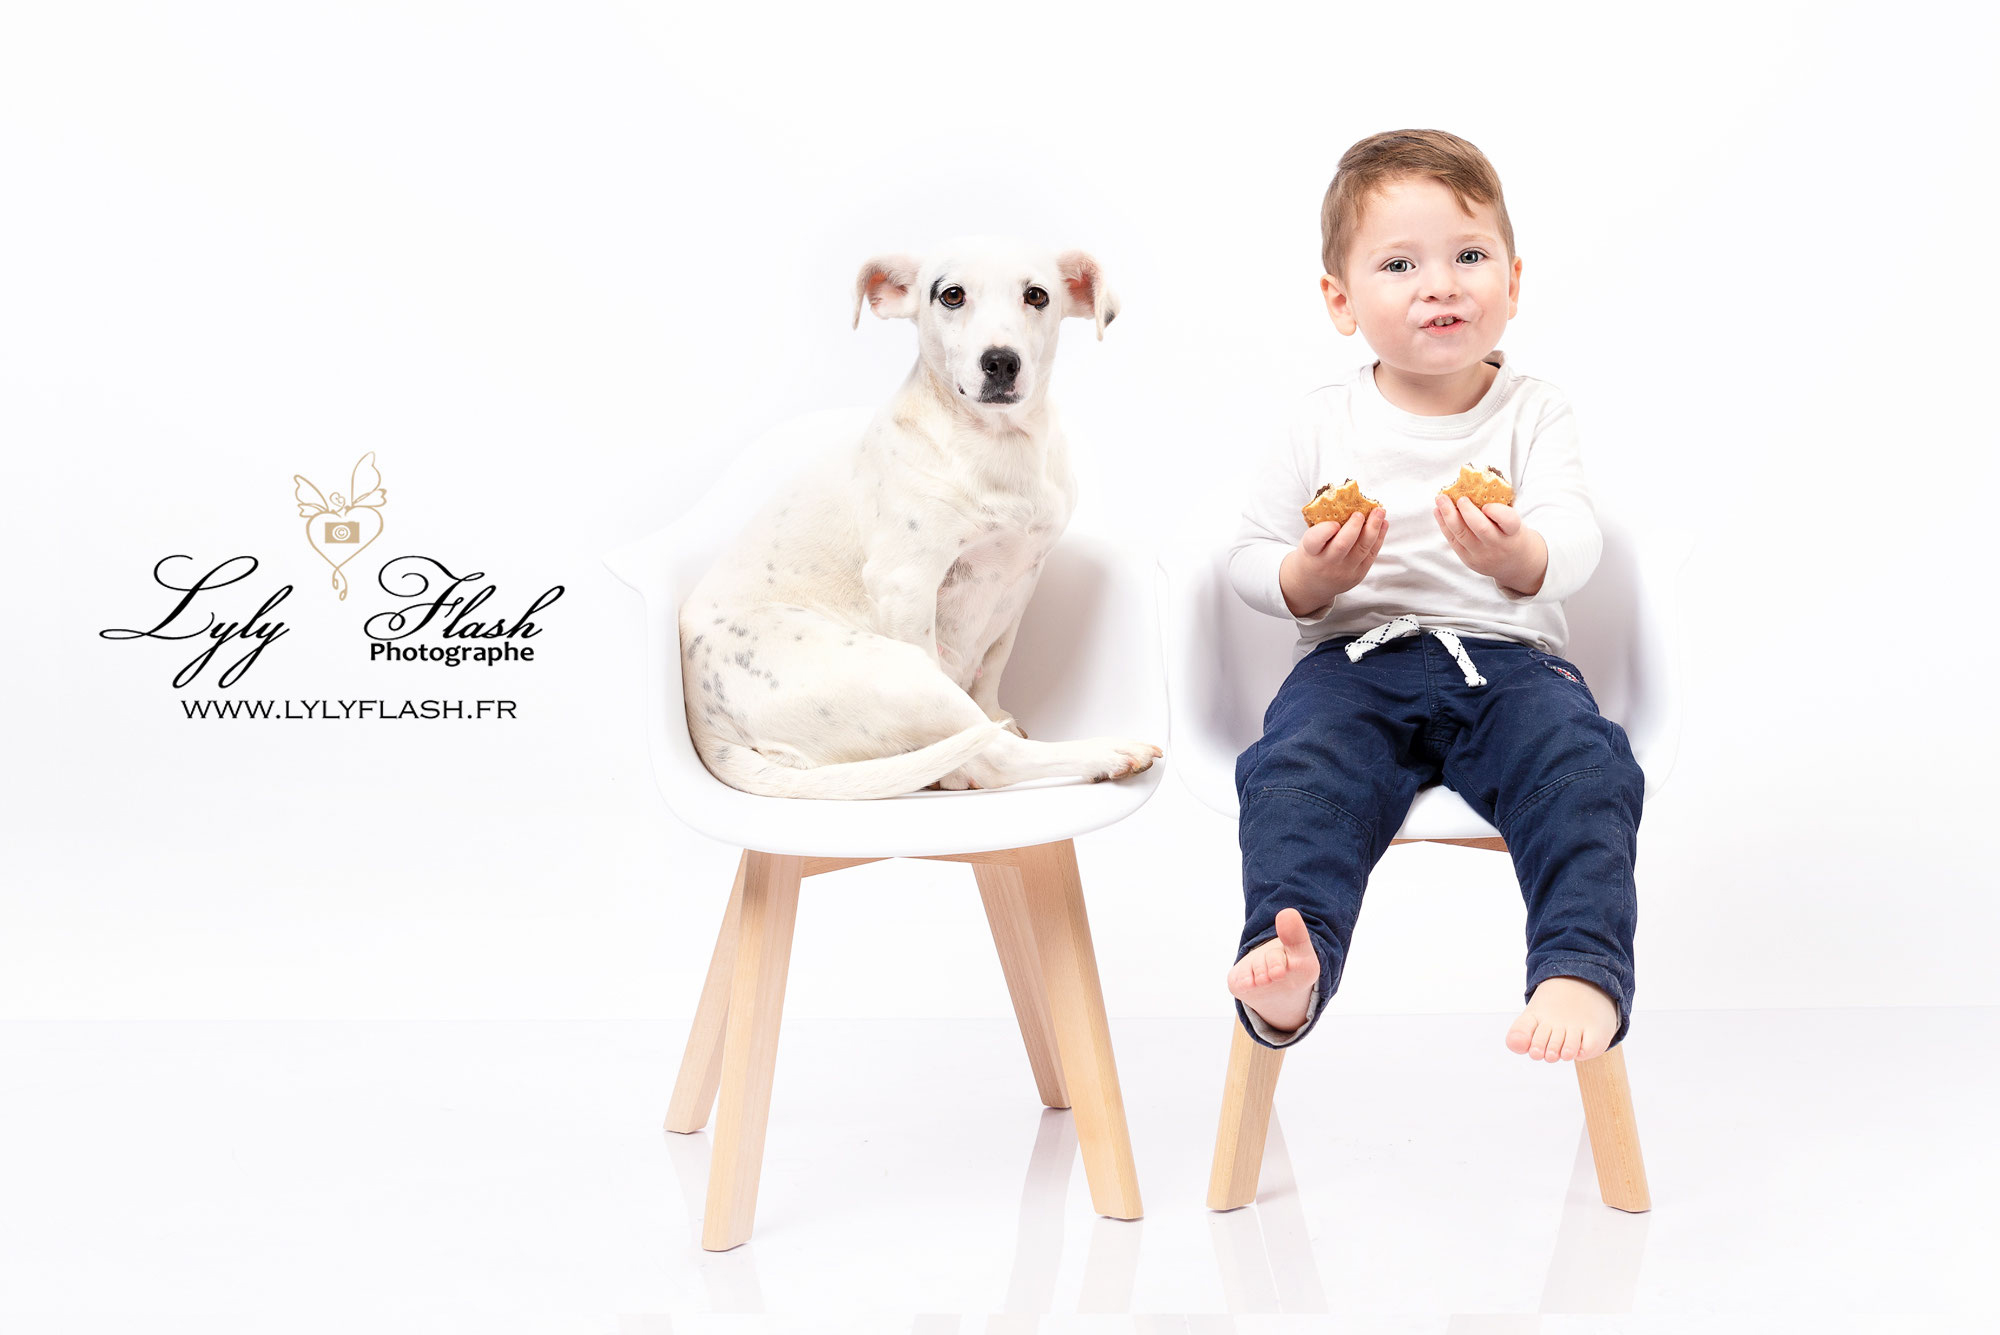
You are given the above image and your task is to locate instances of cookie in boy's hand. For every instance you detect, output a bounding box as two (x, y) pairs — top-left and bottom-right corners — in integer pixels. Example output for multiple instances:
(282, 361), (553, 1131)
(1438, 463), (1515, 509)
(1302, 478), (1381, 529)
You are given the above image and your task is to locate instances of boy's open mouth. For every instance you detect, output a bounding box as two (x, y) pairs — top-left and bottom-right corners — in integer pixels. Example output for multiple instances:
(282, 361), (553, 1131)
(1421, 314), (1469, 332)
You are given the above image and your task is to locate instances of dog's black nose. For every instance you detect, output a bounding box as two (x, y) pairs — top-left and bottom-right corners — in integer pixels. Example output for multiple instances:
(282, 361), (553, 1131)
(980, 347), (1021, 384)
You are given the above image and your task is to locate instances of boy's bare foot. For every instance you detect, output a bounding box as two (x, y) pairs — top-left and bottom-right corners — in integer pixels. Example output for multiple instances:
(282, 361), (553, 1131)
(1506, 975), (1618, 1063)
(1227, 907), (1320, 1035)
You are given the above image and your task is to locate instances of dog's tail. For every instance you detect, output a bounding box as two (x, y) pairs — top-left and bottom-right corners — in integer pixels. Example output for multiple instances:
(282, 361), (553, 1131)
(706, 720), (1010, 800)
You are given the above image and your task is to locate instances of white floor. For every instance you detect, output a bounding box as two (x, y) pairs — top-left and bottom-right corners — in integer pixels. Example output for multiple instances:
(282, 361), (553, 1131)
(2, 1009), (1994, 1332)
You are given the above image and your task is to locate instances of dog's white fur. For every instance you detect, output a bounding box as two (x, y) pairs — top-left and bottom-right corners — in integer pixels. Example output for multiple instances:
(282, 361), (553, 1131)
(679, 235), (1163, 800)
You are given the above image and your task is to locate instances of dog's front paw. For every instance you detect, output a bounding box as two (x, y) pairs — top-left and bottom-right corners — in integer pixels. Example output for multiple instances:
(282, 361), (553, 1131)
(1089, 738), (1165, 782)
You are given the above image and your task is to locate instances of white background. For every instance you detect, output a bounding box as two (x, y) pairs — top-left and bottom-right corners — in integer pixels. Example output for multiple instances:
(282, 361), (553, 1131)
(4, 0), (1994, 1033)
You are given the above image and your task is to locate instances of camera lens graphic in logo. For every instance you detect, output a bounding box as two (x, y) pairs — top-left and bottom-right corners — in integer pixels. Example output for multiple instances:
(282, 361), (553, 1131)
(324, 520), (359, 544)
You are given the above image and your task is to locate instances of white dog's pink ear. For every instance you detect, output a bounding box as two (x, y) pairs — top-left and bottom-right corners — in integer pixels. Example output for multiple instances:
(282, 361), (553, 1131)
(1057, 250), (1119, 340)
(853, 254), (922, 328)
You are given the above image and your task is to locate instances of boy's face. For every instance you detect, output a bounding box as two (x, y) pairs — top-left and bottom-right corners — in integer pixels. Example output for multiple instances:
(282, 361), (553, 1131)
(1320, 177), (1522, 374)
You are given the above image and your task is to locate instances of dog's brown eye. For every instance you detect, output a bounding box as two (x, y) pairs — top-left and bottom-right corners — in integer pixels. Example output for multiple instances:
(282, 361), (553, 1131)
(1024, 286), (1049, 309)
(940, 286), (965, 308)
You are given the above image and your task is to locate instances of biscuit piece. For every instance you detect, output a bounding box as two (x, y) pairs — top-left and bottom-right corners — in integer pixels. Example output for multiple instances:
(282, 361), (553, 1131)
(1438, 464), (1515, 509)
(1302, 478), (1381, 529)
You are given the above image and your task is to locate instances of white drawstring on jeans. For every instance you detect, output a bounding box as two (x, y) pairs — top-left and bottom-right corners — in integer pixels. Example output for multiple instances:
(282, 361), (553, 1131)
(1343, 614), (1488, 687)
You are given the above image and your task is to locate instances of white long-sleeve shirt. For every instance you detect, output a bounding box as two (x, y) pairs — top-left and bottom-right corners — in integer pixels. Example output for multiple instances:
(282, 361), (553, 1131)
(1228, 349), (1602, 662)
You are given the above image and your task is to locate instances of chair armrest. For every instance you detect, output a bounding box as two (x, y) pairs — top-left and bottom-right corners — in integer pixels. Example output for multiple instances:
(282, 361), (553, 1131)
(602, 526), (680, 597)
(1619, 523), (1697, 799)
(1153, 541), (1247, 821)
(601, 531), (704, 833)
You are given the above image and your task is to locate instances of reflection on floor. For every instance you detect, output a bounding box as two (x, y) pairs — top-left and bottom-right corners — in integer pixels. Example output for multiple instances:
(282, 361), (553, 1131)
(2, 1010), (1994, 1331)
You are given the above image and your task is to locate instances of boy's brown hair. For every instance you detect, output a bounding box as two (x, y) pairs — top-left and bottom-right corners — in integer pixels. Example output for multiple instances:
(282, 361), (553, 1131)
(1320, 129), (1515, 286)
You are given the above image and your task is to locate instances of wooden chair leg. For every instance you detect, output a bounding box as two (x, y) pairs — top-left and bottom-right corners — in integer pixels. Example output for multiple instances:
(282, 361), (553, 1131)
(1009, 839), (1143, 1220)
(1575, 1043), (1651, 1212)
(973, 862), (1070, 1110)
(702, 850), (805, 1251)
(666, 851), (747, 1134)
(1405, 836), (1649, 1210)
(1207, 1020), (1285, 1210)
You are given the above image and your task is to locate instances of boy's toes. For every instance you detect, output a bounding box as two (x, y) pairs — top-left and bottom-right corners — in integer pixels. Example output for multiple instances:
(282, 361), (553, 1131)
(1557, 1027), (1582, 1062)
(1542, 1025), (1569, 1062)
(1506, 1011), (1537, 1054)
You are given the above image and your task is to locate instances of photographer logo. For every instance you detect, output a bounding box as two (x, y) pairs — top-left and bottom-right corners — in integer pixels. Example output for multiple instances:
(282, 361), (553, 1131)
(295, 451), (387, 600)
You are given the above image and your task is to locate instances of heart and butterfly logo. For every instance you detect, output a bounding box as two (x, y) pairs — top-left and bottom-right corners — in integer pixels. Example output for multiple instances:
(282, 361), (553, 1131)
(293, 452), (388, 600)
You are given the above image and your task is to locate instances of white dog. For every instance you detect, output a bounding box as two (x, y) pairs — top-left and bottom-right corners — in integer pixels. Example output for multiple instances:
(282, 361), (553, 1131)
(679, 236), (1163, 800)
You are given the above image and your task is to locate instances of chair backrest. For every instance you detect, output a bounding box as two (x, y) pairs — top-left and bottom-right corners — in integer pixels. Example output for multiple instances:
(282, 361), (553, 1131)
(1002, 516), (1165, 743)
(1155, 507), (1689, 820)
(649, 406), (879, 614)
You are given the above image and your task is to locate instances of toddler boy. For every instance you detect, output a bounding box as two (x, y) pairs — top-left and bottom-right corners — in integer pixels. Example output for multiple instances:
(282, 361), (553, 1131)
(1226, 128), (1641, 1063)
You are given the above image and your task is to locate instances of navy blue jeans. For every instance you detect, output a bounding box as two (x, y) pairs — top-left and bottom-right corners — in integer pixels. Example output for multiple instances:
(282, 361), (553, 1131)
(1234, 632), (1641, 1050)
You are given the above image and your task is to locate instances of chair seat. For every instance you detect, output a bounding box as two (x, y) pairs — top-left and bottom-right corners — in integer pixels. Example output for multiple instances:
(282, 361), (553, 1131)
(656, 760), (1165, 860)
(1167, 722), (1505, 839)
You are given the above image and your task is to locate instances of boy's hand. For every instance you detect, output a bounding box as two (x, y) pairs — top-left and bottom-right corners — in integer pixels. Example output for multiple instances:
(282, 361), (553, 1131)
(1433, 496), (1548, 596)
(1282, 506), (1387, 616)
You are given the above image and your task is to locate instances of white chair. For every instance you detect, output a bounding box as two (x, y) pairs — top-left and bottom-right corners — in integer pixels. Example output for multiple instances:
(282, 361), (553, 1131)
(603, 406), (1167, 1250)
(1155, 508), (1691, 1214)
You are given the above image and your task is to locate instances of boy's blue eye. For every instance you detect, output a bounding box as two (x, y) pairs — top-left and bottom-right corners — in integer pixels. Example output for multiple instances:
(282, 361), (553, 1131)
(1459, 249), (1486, 264)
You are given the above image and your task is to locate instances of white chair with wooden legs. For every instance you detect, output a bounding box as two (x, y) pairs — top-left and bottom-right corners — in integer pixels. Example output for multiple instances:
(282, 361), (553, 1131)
(604, 407), (1164, 1251)
(1156, 508), (1690, 1216)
